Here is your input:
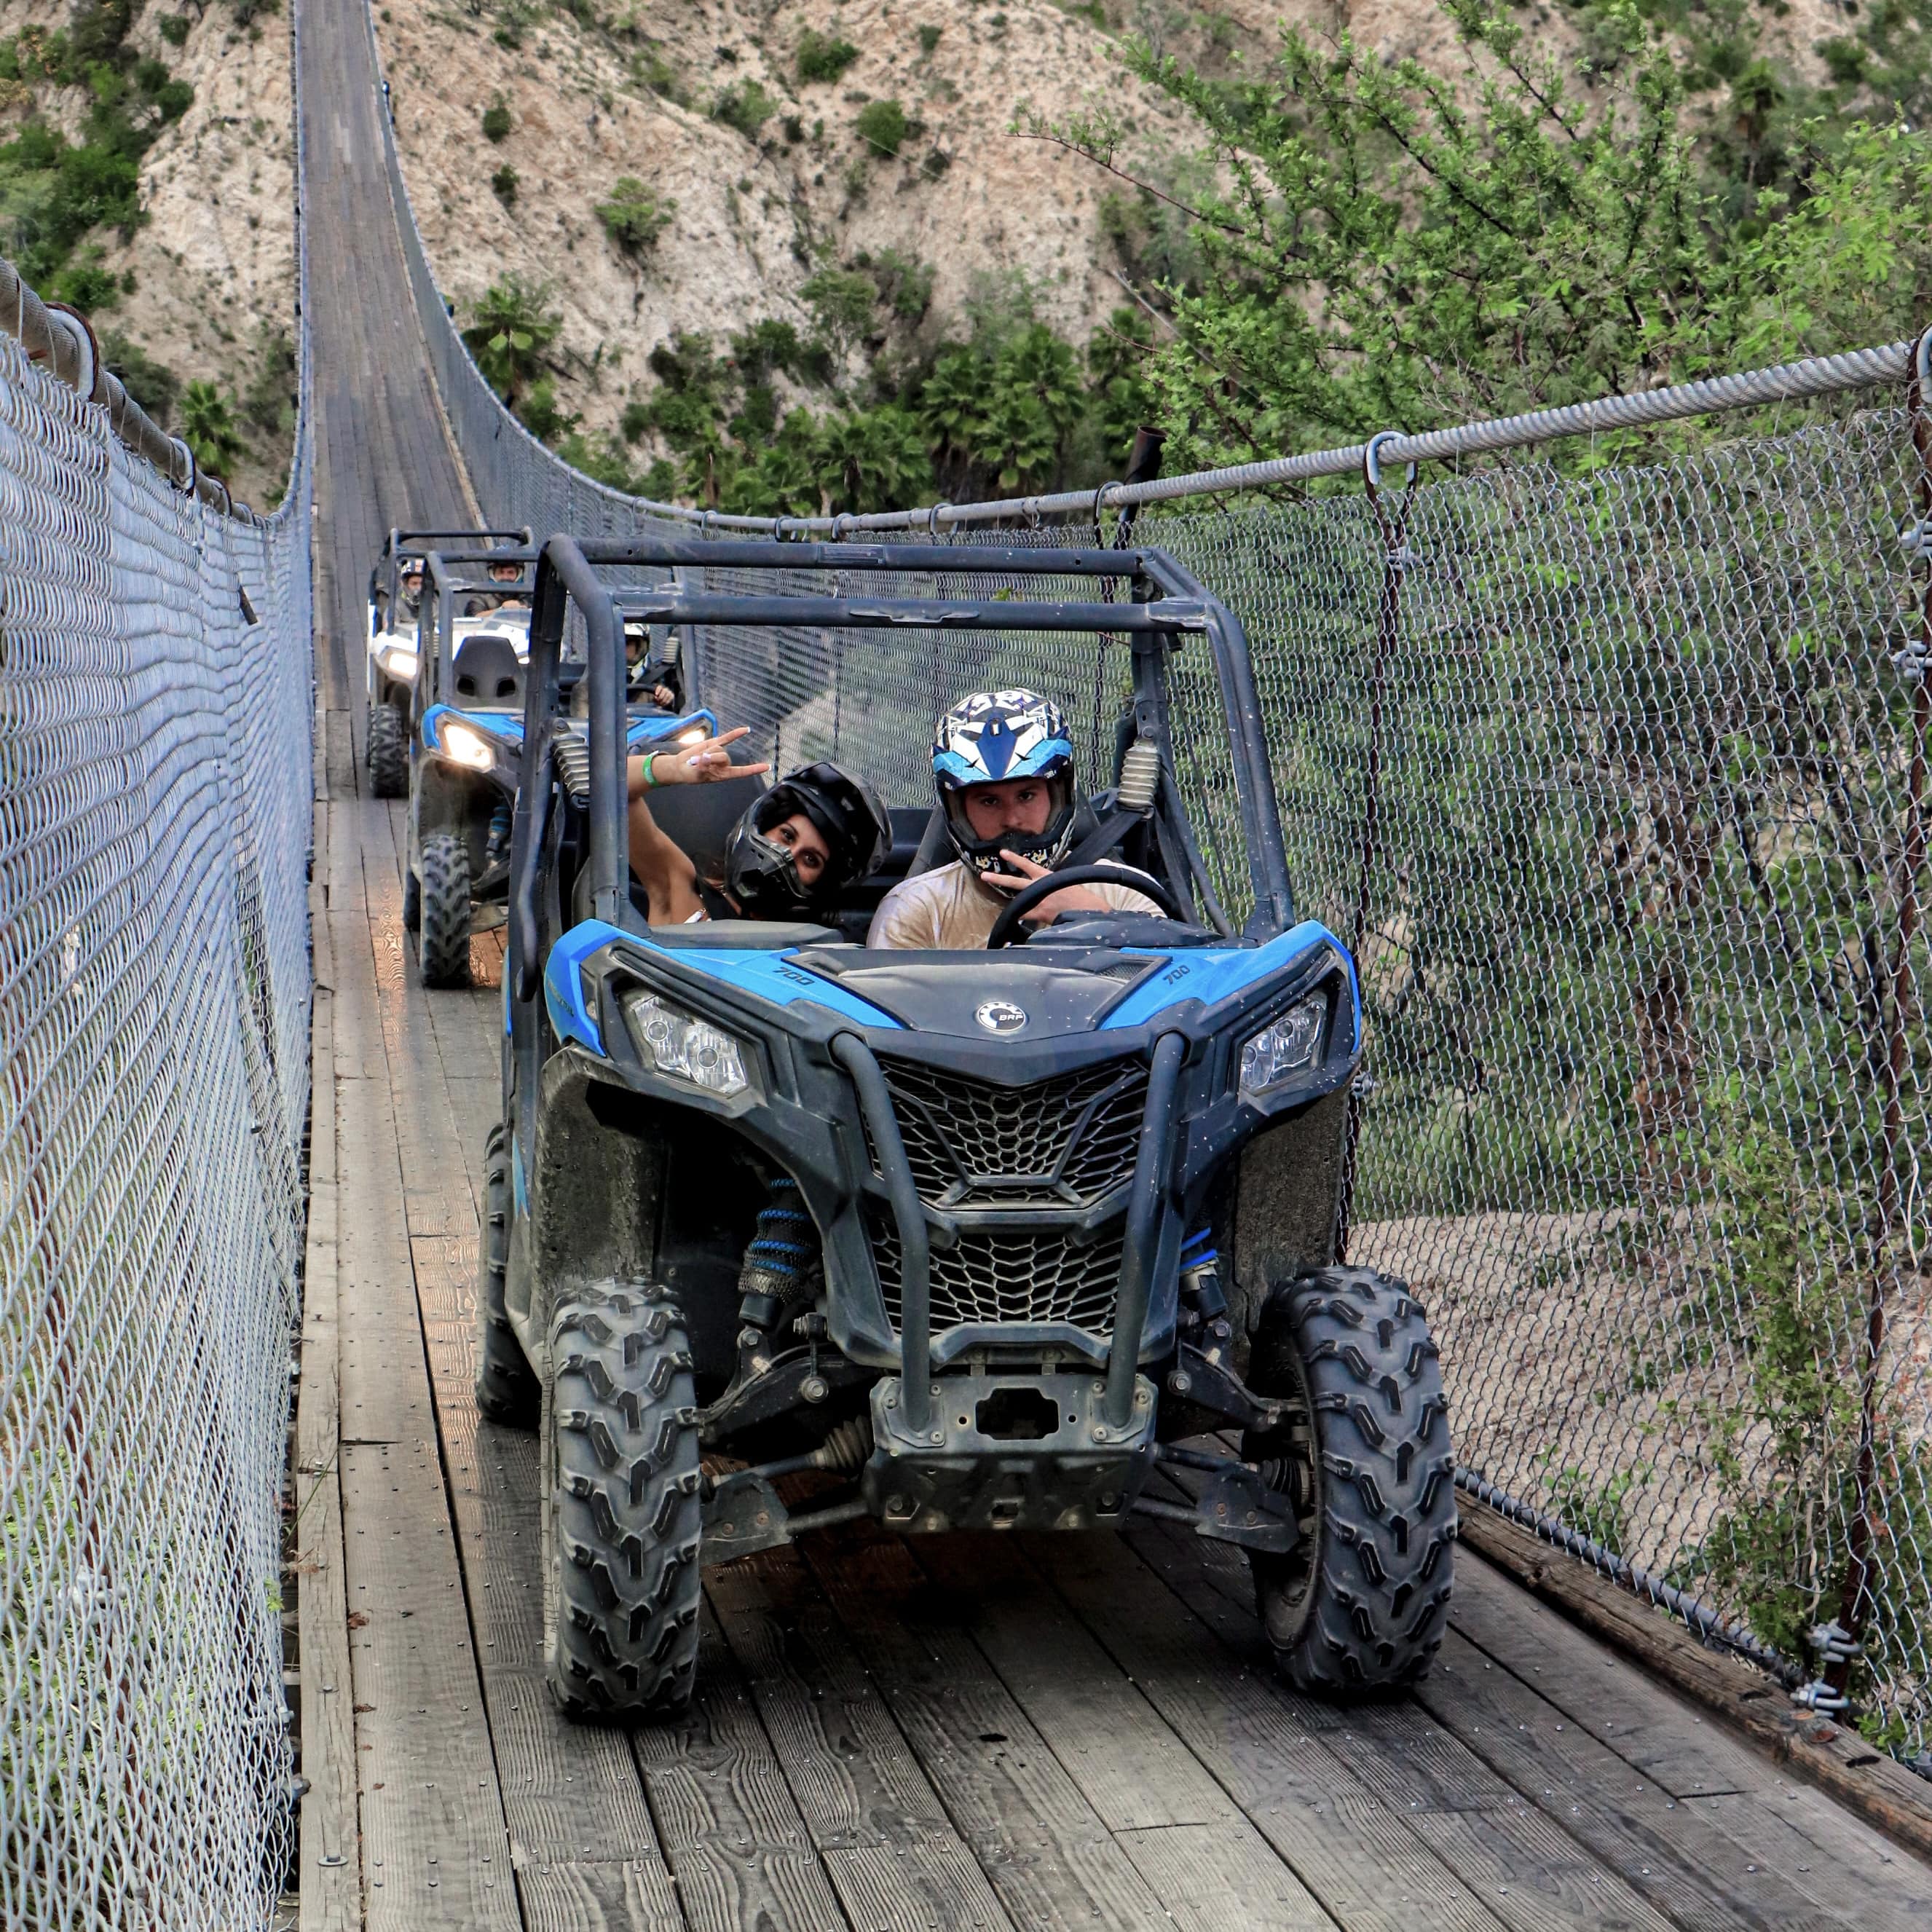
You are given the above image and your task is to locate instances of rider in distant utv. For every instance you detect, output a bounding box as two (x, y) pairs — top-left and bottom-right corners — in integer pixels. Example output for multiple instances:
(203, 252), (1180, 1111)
(868, 689), (1161, 949)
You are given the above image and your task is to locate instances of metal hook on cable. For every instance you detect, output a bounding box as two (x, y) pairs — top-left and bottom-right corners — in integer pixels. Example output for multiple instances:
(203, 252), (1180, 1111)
(1362, 430), (1417, 498)
(1092, 480), (1121, 549)
(926, 500), (950, 541)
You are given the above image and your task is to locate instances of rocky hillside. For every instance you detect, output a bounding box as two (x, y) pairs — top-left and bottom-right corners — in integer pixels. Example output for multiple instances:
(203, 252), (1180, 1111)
(374, 0), (1202, 456)
(376, 0), (1855, 505)
(0, 0), (295, 506)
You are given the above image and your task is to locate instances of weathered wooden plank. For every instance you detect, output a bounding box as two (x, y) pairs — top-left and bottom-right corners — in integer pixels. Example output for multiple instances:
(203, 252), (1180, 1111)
(705, 1549), (1019, 1932)
(328, 886), (515, 1931)
(517, 1860), (685, 1932)
(1030, 1526), (1507, 1932)
(296, 963), (358, 1932)
(1451, 1556), (1769, 1799)
(912, 1534), (1239, 1835)
(1449, 1555), (1932, 1927)
(411, 1232), (673, 1874)
(1458, 1503), (1932, 1863)
(803, 1523), (1180, 1931)
(631, 1601), (851, 1932)
(1113, 1823), (1336, 1932)
(1422, 1630), (1847, 1932)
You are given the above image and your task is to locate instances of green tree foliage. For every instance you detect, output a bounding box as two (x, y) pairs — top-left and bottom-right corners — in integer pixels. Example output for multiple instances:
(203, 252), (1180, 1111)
(100, 331), (178, 422)
(712, 78), (775, 140)
(0, 4), (193, 301)
(462, 275), (561, 415)
(796, 28), (859, 84)
(799, 266), (880, 360)
(1020, 0), (1932, 473)
(854, 98), (910, 157)
(481, 98), (511, 142)
(179, 379), (244, 475)
(491, 164), (518, 207)
(594, 176), (674, 255)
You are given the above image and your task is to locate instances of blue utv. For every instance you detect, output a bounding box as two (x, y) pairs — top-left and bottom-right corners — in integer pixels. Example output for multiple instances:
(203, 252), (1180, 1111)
(365, 525), (529, 798)
(482, 533), (1456, 1720)
(403, 547), (716, 985)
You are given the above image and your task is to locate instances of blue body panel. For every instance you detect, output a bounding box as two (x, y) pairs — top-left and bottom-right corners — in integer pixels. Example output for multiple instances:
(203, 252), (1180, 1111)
(544, 919), (905, 1054)
(422, 704), (716, 756)
(1099, 920), (1362, 1041)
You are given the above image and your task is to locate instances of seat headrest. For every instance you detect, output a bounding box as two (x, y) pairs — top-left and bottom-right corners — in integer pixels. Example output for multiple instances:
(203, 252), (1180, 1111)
(452, 631), (524, 707)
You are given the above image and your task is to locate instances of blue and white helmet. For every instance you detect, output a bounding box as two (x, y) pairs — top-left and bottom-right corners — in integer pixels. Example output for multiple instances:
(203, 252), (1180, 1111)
(933, 689), (1078, 878)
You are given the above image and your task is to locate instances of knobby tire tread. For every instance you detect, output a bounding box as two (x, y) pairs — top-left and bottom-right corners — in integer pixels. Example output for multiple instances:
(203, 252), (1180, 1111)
(418, 829), (470, 986)
(1246, 1263), (1457, 1695)
(475, 1123), (538, 1425)
(546, 1280), (703, 1720)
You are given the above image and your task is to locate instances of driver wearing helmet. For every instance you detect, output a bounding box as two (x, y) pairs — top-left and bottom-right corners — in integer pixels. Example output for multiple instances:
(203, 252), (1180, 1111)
(867, 689), (1160, 949)
(626, 730), (890, 925)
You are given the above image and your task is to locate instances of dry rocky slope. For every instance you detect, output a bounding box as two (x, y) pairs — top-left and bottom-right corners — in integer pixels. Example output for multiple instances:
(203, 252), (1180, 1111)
(376, 0), (1204, 452)
(0, 0), (294, 505)
(378, 0), (1852, 471)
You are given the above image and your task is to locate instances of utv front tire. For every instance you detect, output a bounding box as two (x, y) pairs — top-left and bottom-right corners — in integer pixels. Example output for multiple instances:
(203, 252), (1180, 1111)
(418, 830), (471, 987)
(474, 1124), (537, 1426)
(544, 1281), (702, 1720)
(1242, 1266), (1456, 1695)
(367, 700), (408, 799)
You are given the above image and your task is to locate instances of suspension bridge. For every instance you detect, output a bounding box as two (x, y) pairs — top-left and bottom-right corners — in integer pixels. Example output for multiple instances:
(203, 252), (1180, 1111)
(4, 0), (1932, 1925)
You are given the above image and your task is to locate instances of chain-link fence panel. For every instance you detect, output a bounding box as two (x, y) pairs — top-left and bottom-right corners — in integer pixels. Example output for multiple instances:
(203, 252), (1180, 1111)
(1131, 406), (1932, 1760)
(0, 233), (313, 1932)
(367, 0), (1929, 1757)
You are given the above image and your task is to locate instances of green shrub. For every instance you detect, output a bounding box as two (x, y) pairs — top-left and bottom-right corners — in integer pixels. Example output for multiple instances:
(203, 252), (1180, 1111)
(491, 162), (518, 206)
(619, 397), (651, 443)
(462, 274), (559, 403)
(917, 24), (941, 54)
(797, 28), (858, 83)
(157, 14), (190, 45)
(800, 265), (878, 357)
(180, 379), (244, 474)
(481, 98), (510, 141)
(854, 98), (908, 157)
(100, 331), (178, 422)
(516, 375), (574, 442)
(711, 77), (773, 138)
(594, 176), (673, 254)
(55, 260), (120, 311)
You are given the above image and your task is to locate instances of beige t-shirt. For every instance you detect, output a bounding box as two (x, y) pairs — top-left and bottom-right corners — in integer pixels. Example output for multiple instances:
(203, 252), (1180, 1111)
(867, 860), (1162, 950)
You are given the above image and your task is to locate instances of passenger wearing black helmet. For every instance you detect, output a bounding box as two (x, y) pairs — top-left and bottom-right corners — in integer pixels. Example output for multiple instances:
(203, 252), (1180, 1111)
(625, 728), (890, 925)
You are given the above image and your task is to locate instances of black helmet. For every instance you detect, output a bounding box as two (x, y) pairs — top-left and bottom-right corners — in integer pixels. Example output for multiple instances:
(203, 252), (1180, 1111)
(724, 762), (891, 916)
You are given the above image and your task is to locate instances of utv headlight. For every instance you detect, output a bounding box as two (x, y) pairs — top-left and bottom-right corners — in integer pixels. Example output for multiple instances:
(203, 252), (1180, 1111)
(441, 719), (495, 771)
(1239, 993), (1327, 1103)
(621, 990), (749, 1097)
(379, 644), (418, 681)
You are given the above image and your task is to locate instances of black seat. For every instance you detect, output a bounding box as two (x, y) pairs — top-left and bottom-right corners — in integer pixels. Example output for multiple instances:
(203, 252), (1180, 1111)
(452, 631), (524, 708)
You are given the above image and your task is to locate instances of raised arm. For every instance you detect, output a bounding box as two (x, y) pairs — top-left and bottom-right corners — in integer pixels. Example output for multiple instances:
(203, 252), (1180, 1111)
(625, 727), (770, 925)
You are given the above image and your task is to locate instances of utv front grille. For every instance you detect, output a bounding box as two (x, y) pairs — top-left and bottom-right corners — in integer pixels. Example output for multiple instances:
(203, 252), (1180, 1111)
(873, 1057), (1148, 1208)
(870, 1210), (1125, 1333)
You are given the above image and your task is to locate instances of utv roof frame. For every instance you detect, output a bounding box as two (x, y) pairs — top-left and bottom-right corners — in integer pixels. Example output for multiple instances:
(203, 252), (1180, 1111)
(419, 545), (540, 709)
(510, 535), (1293, 1001)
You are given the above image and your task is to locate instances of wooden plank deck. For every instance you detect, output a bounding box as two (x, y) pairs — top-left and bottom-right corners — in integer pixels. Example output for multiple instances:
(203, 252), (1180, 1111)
(291, 0), (1932, 1920)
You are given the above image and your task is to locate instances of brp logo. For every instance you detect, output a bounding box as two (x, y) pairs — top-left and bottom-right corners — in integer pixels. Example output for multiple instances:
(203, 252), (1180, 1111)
(974, 1000), (1028, 1035)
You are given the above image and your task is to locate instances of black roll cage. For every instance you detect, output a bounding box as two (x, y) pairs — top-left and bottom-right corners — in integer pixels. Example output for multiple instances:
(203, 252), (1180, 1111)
(509, 535), (1293, 1004)
(370, 525), (531, 622)
(419, 545), (540, 709)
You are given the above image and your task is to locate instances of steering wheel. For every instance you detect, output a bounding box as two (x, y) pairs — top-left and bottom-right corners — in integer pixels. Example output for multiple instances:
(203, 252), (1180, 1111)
(986, 864), (1183, 949)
